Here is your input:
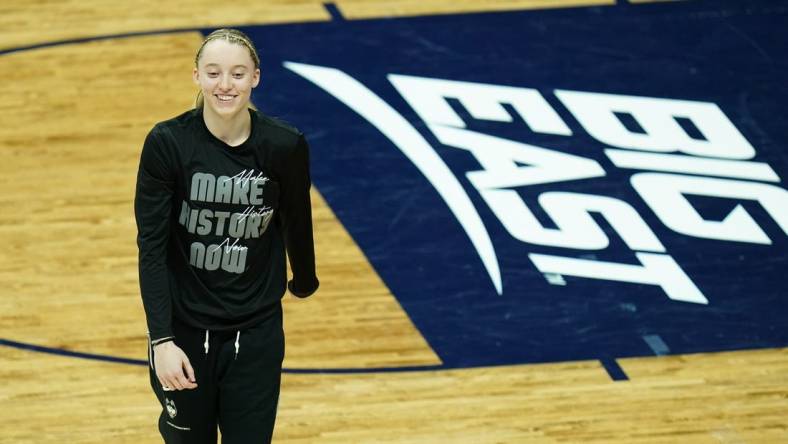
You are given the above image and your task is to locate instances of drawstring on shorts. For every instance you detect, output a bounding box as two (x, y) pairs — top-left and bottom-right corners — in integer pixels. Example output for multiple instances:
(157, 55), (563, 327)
(234, 331), (240, 360)
(203, 329), (241, 359)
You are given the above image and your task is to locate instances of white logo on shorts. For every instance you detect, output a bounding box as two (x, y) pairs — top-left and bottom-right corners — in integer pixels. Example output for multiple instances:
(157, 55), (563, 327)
(165, 398), (177, 419)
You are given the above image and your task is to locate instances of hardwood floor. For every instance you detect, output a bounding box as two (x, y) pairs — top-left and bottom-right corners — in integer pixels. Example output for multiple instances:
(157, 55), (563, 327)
(1, 1), (786, 443)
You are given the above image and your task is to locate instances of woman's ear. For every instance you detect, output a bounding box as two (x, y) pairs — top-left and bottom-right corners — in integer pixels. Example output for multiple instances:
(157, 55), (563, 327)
(192, 67), (200, 86)
(252, 68), (261, 88)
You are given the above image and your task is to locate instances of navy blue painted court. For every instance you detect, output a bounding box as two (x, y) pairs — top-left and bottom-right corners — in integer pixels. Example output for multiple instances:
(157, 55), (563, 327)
(229, 0), (788, 370)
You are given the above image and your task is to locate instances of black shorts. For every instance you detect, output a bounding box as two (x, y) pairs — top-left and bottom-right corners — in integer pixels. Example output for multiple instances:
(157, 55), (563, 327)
(147, 304), (285, 444)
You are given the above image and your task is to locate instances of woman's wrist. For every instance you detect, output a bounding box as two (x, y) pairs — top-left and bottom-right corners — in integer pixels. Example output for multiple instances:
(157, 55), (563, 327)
(152, 336), (175, 349)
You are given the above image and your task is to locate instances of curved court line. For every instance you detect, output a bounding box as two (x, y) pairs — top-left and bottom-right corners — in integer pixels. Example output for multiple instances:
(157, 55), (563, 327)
(284, 61), (503, 294)
(0, 28), (203, 57)
(0, 337), (630, 380)
(1, 337), (149, 366)
(0, 12), (332, 58)
(0, 338), (448, 374)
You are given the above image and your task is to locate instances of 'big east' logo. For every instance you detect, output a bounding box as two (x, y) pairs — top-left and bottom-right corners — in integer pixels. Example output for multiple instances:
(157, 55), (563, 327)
(237, 0), (788, 369)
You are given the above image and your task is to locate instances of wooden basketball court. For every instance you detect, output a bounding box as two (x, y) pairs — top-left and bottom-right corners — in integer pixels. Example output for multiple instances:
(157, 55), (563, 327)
(1, 1), (786, 443)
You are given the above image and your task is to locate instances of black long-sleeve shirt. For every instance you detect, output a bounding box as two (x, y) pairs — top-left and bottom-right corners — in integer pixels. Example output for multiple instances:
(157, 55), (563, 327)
(134, 107), (319, 342)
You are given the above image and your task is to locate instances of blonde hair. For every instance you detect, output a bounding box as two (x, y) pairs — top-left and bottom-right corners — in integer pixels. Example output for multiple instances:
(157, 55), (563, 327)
(194, 28), (259, 111)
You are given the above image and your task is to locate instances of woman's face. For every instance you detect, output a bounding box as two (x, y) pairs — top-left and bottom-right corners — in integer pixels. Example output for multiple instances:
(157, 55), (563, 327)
(193, 39), (260, 118)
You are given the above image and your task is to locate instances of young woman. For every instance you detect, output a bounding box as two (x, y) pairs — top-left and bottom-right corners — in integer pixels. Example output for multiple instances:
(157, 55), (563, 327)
(134, 28), (319, 443)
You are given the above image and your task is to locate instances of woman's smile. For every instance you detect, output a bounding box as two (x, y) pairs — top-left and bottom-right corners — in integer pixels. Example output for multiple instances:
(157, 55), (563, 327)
(215, 94), (238, 103)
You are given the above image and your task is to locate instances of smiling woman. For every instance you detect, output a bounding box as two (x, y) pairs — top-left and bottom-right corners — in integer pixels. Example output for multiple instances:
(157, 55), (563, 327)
(134, 28), (320, 443)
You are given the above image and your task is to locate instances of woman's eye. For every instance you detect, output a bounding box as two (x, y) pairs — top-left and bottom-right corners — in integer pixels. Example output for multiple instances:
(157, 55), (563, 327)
(207, 72), (219, 77)
(233, 73), (244, 79)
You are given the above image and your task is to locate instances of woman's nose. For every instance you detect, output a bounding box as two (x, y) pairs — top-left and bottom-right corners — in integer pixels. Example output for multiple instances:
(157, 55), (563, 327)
(219, 74), (232, 89)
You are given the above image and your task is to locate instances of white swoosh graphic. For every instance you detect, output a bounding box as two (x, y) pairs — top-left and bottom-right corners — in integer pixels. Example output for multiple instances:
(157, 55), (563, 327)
(284, 61), (502, 294)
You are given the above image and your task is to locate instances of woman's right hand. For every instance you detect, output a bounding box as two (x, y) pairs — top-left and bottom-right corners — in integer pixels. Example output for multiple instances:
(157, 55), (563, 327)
(153, 341), (198, 391)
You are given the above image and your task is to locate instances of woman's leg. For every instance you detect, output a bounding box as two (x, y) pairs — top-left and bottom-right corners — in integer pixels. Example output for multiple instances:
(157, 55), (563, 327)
(148, 316), (220, 444)
(217, 306), (285, 444)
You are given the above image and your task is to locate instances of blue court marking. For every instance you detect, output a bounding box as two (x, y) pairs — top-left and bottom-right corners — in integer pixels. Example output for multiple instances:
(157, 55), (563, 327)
(323, 2), (346, 21)
(0, 337), (443, 374)
(1, 337), (148, 367)
(600, 358), (629, 381)
(0, 28), (200, 57)
(0, 14), (332, 57)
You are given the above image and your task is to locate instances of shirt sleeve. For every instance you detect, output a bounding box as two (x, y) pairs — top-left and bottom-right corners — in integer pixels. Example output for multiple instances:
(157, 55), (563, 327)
(134, 126), (176, 341)
(280, 133), (320, 298)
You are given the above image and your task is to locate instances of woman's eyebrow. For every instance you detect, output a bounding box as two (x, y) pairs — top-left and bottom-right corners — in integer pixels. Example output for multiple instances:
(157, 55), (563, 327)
(204, 63), (249, 69)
